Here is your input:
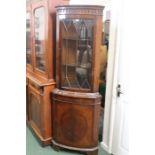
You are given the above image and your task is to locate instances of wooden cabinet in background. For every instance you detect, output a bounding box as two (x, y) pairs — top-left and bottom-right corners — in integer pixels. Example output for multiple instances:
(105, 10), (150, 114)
(28, 79), (55, 145)
(26, 0), (69, 146)
(52, 5), (104, 155)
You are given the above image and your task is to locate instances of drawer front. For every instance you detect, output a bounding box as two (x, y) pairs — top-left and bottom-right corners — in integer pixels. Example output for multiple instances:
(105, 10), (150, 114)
(29, 80), (44, 95)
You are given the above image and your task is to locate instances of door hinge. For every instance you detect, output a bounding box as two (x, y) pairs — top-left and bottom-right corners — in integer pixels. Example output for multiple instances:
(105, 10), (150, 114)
(117, 84), (123, 97)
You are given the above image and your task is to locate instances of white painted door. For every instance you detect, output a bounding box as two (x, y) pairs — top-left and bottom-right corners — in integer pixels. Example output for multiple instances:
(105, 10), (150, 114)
(112, 47), (129, 155)
(111, 0), (129, 154)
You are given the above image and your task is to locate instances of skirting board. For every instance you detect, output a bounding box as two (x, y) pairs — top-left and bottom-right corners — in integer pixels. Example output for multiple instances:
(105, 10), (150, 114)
(100, 141), (111, 154)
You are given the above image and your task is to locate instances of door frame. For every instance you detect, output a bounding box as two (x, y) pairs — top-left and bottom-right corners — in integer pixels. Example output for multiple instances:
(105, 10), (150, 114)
(100, 0), (123, 153)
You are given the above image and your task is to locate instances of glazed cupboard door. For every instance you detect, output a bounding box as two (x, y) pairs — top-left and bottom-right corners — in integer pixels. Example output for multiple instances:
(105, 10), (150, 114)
(58, 18), (95, 92)
(32, 1), (48, 78)
(26, 6), (33, 72)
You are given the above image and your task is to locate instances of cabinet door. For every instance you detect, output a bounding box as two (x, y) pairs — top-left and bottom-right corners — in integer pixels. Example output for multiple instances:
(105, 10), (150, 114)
(59, 18), (95, 92)
(26, 7), (33, 70)
(52, 93), (100, 148)
(32, 1), (48, 77)
(29, 85), (43, 136)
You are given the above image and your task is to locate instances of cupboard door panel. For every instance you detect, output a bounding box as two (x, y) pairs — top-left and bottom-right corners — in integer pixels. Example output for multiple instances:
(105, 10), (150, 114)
(29, 87), (43, 135)
(31, 94), (42, 130)
(53, 103), (92, 147)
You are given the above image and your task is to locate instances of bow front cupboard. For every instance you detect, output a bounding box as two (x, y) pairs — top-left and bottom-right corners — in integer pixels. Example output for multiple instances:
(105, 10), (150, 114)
(52, 5), (104, 155)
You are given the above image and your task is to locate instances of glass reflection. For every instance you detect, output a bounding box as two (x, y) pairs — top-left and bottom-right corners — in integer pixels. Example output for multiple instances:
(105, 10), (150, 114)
(61, 19), (94, 89)
(34, 7), (45, 71)
(26, 12), (32, 64)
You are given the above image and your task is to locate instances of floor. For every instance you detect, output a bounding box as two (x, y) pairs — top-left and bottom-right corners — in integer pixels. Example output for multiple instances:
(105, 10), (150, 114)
(26, 126), (109, 155)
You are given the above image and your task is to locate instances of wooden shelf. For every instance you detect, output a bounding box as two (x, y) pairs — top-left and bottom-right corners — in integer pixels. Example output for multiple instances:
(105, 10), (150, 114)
(62, 37), (92, 41)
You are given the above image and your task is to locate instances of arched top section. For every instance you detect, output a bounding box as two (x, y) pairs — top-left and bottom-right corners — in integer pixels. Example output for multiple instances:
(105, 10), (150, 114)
(56, 5), (104, 16)
(56, 5), (104, 9)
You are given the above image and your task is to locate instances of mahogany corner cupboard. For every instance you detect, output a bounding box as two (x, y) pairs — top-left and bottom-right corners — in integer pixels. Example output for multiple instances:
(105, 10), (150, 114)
(26, 0), (69, 146)
(52, 5), (104, 155)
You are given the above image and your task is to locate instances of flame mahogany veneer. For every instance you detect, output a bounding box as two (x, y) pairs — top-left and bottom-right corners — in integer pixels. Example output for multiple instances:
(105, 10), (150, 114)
(52, 5), (104, 155)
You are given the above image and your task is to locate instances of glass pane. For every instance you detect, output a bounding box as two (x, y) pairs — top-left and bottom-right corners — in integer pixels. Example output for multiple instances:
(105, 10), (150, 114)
(34, 7), (45, 71)
(26, 12), (32, 64)
(60, 19), (94, 89)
